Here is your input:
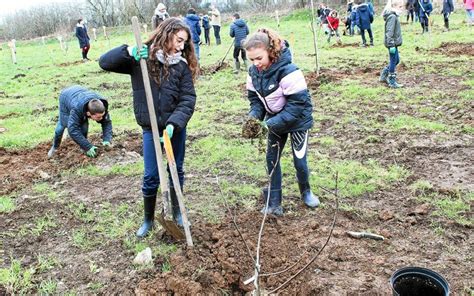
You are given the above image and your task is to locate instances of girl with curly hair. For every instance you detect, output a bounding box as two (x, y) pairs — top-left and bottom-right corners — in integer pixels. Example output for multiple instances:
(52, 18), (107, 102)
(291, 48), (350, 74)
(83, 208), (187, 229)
(243, 28), (320, 216)
(99, 18), (198, 237)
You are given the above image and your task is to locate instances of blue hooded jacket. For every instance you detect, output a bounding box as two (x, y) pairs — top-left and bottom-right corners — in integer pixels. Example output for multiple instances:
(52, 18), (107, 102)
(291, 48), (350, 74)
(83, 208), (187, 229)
(247, 44), (313, 134)
(75, 24), (90, 48)
(230, 19), (249, 47)
(59, 85), (112, 151)
(202, 15), (210, 29)
(419, 0), (433, 18)
(184, 14), (201, 43)
(357, 3), (373, 30)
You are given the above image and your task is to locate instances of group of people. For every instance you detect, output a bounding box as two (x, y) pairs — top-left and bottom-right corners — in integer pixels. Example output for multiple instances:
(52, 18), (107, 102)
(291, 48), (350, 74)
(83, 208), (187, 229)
(53, 15), (320, 238)
(59, 0), (470, 238)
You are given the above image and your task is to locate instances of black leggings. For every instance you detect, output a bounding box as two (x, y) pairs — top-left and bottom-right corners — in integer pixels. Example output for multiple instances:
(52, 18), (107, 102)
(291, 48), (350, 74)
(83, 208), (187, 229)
(233, 46), (246, 62)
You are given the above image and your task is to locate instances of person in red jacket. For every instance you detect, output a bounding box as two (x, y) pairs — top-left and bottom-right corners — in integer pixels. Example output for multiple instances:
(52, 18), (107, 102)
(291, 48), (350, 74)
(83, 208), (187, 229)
(327, 10), (342, 44)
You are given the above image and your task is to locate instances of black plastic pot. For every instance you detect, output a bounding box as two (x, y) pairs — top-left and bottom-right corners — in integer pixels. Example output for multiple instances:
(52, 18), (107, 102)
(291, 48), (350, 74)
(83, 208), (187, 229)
(390, 267), (450, 296)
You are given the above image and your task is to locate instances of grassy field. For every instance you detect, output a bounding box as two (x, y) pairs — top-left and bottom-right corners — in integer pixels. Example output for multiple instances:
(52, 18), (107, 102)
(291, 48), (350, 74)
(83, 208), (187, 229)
(1, 10), (473, 294)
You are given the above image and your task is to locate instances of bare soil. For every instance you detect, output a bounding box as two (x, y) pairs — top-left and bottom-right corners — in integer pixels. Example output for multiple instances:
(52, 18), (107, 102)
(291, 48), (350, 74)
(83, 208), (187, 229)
(200, 61), (230, 75)
(1, 60), (472, 294)
(431, 41), (474, 56)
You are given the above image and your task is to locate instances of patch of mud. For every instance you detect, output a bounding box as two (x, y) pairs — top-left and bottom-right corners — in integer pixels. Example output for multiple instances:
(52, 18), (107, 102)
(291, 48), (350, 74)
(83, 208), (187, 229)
(306, 69), (346, 90)
(137, 196), (472, 294)
(12, 73), (26, 80)
(58, 60), (84, 67)
(200, 62), (230, 75)
(331, 42), (359, 48)
(0, 131), (142, 195)
(432, 42), (474, 56)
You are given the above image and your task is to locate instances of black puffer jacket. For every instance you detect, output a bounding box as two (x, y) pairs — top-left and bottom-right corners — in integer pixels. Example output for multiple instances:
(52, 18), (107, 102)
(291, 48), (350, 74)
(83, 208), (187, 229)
(99, 45), (196, 131)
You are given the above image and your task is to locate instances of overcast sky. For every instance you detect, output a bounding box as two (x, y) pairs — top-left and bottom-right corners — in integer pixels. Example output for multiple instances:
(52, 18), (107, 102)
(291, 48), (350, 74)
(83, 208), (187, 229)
(2, 0), (78, 15)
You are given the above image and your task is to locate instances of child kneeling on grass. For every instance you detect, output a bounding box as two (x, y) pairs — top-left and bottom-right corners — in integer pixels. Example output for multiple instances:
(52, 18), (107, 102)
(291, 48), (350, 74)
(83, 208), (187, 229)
(243, 28), (320, 216)
(380, 0), (404, 88)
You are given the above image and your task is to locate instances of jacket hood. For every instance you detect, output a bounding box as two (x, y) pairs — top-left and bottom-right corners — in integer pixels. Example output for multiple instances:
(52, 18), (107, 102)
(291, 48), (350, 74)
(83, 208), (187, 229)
(186, 14), (200, 22)
(358, 3), (368, 11)
(383, 9), (397, 20)
(234, 19), (246, 27)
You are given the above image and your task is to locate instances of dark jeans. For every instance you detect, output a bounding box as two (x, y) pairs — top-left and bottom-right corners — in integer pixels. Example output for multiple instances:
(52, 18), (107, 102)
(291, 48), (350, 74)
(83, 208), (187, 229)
(420, 16), (429, 31)
(388, 47), (400, 73)
(233, 46), (246, 62)
(266, 130), (310, 191)
(142, 128), (186, 196)
(193, 42), (200, 61)
(204, 28), (210, 45)
(443, 12), (450, 28)
(407, 9), (415, 22)
(212, 25), (221, 45)
(361, 28), (373, 44)
(81, 45), (90, 59)
(53, 115), (88, 148)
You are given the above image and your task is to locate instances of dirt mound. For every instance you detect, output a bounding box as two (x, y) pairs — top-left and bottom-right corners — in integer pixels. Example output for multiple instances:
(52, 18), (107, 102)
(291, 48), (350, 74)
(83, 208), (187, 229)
(306, 69), (345, 90)
(0, 132), (142, 195)
(200, 62), (230, 75)
(432, 42), (474, 56)
(331, 42), (359, 48)
(137, 210), (335, 294)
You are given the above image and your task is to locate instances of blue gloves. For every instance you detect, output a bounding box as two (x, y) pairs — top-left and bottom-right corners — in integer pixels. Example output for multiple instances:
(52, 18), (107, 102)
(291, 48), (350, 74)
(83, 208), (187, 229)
(132, 45), (148, 61)
(389, 47), (396, 54)
(86, 146), (98, 158)
(160, 124), (174, 143)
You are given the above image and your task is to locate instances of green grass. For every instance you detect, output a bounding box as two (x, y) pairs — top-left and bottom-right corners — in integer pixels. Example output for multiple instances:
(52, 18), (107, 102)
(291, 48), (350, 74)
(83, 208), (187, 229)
(0, 195), (15, 213)
(31, 214), (58, 236)
(0, 259), (35, 295)
(386, 115), (447, 133)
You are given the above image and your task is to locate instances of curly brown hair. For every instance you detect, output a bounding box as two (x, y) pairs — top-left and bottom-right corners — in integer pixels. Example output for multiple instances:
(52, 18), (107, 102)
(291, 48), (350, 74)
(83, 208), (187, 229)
(242, 28), (284, 63)
(144, 18), (199, 86)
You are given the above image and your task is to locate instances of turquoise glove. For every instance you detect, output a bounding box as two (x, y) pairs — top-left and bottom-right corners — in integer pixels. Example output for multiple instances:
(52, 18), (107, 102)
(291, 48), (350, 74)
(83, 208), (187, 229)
(132, 45), (148, 61)
(86, 146), (98, 158)
(166, 124), (174, 139)
(102, 141), (111, 146)
(389, 47), (396, 54)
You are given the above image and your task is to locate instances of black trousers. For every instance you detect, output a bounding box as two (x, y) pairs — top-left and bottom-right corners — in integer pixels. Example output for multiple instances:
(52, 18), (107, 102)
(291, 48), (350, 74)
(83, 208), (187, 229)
(204, 28), (210, 45)
(212, 25), (221, 45)
(233, 46), (246, 62)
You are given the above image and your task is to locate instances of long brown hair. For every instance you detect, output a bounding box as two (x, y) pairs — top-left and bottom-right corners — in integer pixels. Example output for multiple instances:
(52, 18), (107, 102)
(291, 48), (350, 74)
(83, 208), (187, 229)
(242, 28), (283, 63)
(144, 18), (198, 86)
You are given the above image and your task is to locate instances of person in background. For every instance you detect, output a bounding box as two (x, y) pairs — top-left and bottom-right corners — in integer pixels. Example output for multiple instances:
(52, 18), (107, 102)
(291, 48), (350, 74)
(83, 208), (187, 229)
(152, 3), (170, 30)
(243, 28), (320, 216)
(465, 0), (474, 25)
(99, 18), (198, 238)
(380, 0), (404, 88)
(327, 10), (342, 44)
(209, 5), (222, 45)
(230, 13), (250, 73)
(75, 19), (90, 61)
(201, 13), (211, 45)
(406, 0), (416, 23)
(350, 4), (360, 36)
(356, 0), (374, 46)
(48, 85), (112, 159)
(184, 8), (201, 61)
(419, 0), (433, 33)
(441, 0), (455, 31)
(345, 0), (354, 35)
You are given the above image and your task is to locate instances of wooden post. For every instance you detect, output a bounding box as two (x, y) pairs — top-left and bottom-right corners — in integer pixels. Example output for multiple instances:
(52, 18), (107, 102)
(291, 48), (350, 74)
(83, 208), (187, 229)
(57, 36), (64, 51)
(143, 23), (148, 35)
(102, 26), (107, 38)
(276, 10), (280, 28)
(92, 28), (97, 41)
(41, 36), (46, 46)
(8, 39), (16, 64)
(310, 0), (320, 75)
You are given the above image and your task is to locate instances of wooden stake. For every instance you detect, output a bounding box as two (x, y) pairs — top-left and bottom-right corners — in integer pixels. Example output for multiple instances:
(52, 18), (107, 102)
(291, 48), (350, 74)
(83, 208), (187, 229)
(276, 10), (280, 28)
(8, 39), (16, 64)
(102, 26), (107, 38)
(143, 23), (148, 35)
(310, 0), (320, 75)
(92, 28), (97, 41)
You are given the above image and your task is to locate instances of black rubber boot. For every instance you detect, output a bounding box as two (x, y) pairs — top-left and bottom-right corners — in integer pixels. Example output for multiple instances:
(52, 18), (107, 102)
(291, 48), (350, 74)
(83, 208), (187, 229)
(298, 182), (320, 208)
(136, 194), (156, 238)
(170, 186), (183, 227)
(261, 188), (283, 216)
